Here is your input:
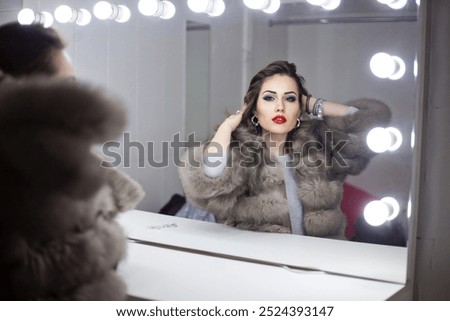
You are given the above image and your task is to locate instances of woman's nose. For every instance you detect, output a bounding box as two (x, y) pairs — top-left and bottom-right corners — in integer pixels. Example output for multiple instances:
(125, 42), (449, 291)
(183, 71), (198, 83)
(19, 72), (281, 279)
(276, 101), (285, 112)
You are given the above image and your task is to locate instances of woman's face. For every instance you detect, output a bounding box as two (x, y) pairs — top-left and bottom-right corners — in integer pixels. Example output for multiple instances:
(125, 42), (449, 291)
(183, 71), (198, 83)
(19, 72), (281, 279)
(255, 74), (301, 137)
(53, 50), (74, 79)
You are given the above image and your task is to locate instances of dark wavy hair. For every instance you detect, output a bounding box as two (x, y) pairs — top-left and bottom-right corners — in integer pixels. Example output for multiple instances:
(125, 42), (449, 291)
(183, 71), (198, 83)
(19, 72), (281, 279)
(240, 60), (309, 135)
(0, 22), (65, 78)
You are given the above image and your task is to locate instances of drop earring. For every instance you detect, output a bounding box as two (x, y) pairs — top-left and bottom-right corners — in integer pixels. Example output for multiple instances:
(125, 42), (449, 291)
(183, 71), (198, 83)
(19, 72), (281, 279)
(251, 115), (260, 135)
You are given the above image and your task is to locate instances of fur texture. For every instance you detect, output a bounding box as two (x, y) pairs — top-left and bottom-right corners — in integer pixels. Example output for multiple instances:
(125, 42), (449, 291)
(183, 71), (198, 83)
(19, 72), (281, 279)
(0, 78), (145, 300)
(179, 99), (391, 238)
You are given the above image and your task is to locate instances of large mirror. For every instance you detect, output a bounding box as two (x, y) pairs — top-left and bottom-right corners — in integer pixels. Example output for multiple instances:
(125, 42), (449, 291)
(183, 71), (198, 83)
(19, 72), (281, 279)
(15, 0), (418, 250)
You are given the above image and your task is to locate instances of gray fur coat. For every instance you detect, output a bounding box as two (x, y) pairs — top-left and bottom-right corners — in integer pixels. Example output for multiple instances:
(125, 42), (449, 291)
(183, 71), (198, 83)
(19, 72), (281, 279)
(179, 99), (391, 238)
(0, 78), (144, 300)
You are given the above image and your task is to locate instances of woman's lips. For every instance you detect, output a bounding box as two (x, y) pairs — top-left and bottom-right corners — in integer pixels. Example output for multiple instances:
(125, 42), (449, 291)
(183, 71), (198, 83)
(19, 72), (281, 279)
(272, 115), (287, 124)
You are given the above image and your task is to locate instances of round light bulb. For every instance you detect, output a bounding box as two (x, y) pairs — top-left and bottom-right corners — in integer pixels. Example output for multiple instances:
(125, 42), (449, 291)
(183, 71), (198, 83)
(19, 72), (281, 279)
(138, 0), (161, 16)
(370, 52), (396, 79)
(76, 9), (92, 26)
(116, 5), (131, 22)
(55, 5), (74, 23)
(382, 197), (400, 221)
(263, 0), (280, 14)
(209, 0), (225, 16)
(307, 0), (327, 6)
(366, 127), (392, 153)
(160, 1), (176, 19)
(93, 1), (114, 20)
(413, 58), (418, 78)
(42, 12), (54, 28)
(410, 126), (415, 149)
(386, 127), (403, 151)
(407, 197), (412, 218)
(364, 200), (390, 227)
(388, 0), (408, 9)
(188, 0), (212, 13)
(322, 0), (341, 10)
(243, 0), (270, 10)
(18, 8), (36, 25)
(389, 56), (406, 80)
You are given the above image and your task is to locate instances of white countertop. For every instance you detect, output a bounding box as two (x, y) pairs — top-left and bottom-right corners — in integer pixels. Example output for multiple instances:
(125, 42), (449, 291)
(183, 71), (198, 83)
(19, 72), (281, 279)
(117, 210), (407, 300)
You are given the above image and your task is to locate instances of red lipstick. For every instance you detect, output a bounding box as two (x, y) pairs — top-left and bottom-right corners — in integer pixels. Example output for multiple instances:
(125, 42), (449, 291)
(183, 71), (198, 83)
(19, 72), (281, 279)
(272, 115), (287, 124)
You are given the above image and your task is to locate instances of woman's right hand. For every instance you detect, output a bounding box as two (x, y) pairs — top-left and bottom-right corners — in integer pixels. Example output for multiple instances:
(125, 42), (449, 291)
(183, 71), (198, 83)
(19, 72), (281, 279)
(207, 105), (247, 155)
(220, 104), (247, 132)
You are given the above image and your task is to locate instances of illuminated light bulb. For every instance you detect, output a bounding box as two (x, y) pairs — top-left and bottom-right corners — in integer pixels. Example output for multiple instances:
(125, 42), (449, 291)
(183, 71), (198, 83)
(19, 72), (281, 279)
(139, 0), (162, 16)
(306, 0), (327, 5)
(243, 0), (270, 10)
(364, 197), (400, 226)
(366, 127), (391, 153)
(243, 0), (280, 13)
(388, 56), (406, 80)
(18, 9), (54, 28)
(76, 9), (92, 26)
(322, 0), (341, 10)
(364, 200), (390, 226)
(366, 127), (403, 153)
(263, 0), (280, 14)
(407, 197), (412, 219)
(55, 5), (76, 23)
(370, 52), (406, 80)
(187, 0), (213, 13)
(115, 5), (131, 22)
(139, 0), (175, 19)
(55, 6), (92, 26)
(188, 0), (224, 17)
(160, 1), (176, 19)
(410, 127), (415, 149)
(370, 52), (395, 78)
(18, 8), (37, 25)
(208, 0), (225, 16)
(93, 1), (117, 20)
(388, 0), (408, 9)
(377, 0), (408, 10)
(382, 197), (400, 221)
(416, 0), (420, 6)
(386, 127), (402, 151)
(413, 59), (418, 78)
(42, 12), (54, 28)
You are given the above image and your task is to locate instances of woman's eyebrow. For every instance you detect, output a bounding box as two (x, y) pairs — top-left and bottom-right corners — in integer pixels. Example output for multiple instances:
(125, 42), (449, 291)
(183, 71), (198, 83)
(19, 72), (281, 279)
(262, 90), (298, 95)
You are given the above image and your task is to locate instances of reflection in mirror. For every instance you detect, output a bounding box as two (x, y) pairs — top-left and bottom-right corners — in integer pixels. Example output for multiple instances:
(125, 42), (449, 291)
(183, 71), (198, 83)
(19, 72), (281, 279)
(183, 0), (418, 246)
(14, 0), (417, 249)
(186, 21), (210, 144)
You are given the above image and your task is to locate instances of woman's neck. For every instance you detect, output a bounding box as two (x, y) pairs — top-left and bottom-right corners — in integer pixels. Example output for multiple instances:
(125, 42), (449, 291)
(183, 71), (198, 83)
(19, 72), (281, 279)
(262, 131), (287, 157)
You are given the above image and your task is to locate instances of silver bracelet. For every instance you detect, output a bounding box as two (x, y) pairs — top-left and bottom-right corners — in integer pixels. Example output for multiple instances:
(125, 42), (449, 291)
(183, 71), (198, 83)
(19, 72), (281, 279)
(312, 98), (326, 119)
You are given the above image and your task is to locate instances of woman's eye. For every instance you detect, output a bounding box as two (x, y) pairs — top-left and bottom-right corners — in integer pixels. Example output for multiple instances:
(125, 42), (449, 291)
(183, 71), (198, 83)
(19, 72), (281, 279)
(263, 95), (275, 101)
(286, 96), (297, 102)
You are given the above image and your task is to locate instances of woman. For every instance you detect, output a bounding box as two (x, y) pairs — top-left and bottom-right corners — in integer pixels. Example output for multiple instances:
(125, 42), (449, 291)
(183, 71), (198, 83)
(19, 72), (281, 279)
(179, 60), (391, 239)
(0, 22), (73, 79)
(0, 22), (144, 299)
